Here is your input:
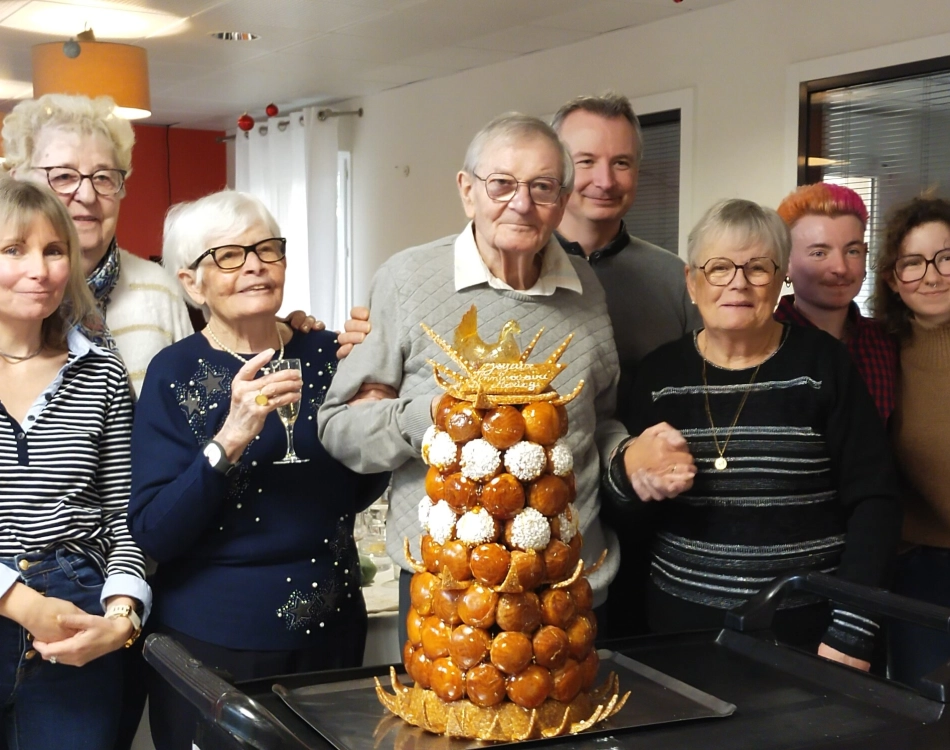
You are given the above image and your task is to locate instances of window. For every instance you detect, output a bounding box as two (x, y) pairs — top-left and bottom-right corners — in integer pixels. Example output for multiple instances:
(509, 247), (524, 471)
(624, 109), (681, 253)
(800, 56), (950, 312)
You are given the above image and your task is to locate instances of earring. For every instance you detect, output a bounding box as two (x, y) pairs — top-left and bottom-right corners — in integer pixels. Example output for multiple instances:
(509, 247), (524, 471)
(784, 276), (792, 288)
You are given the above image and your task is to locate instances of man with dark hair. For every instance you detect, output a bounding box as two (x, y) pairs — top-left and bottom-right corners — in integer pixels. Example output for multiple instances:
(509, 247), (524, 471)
(552, 93), (700, 639)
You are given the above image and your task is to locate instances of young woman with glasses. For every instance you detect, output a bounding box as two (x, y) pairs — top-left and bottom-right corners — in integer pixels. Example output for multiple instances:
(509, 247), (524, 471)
(872, 196), (950, 689)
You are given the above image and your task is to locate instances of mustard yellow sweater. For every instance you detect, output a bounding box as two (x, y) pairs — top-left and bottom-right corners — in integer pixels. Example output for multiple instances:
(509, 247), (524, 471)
(893, 319), (950, 548)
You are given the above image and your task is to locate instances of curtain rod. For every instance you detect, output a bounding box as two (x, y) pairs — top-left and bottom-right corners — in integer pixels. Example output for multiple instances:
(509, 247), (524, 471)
(217, 107), (364, 142)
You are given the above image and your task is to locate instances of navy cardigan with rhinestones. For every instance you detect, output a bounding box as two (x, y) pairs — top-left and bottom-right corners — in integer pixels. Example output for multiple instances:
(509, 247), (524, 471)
(129, 329), (388, 651)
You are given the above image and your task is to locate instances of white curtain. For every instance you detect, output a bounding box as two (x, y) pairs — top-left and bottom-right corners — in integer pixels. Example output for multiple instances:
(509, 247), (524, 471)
(235, 108), (340, 327)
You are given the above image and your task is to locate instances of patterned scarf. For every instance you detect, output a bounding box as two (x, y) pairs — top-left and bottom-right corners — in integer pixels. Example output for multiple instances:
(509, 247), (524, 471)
(80, 238), (121, 352)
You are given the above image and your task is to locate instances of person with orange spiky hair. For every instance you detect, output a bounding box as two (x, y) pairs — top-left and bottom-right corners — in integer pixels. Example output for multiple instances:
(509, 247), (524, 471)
(775, 183), (897, 422)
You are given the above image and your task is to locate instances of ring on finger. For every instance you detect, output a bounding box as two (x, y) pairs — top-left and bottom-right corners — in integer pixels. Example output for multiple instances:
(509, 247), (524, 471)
(49, 656), (58, 665)
(255, 389), (269, 406)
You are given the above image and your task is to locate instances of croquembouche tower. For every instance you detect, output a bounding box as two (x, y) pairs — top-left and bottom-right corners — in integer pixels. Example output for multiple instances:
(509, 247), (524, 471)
(375, 306), (627, 741)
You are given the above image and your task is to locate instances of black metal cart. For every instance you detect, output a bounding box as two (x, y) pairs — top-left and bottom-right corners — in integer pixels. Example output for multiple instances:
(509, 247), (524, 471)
(144, 573), (950, 750)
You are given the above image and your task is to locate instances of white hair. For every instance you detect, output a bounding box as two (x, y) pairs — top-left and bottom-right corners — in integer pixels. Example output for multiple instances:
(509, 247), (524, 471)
(462, 112), (574, 192)
(163, 190), (281, 314)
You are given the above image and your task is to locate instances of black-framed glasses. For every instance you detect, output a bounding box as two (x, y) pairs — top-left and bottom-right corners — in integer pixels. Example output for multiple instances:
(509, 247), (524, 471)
(894, 248), (950, 283)
(34, 166), (126, 197)
(693, 257), (780, 287)
(472, 172), (564, 205)
(190, 237), (287, 271)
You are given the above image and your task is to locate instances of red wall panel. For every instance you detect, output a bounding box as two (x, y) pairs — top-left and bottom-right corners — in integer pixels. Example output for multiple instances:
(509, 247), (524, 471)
(117, 124), (226, 259)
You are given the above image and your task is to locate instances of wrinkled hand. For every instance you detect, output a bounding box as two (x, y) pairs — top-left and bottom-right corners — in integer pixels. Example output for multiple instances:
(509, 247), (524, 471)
(284, 310), (325, 333)
(215, 349), (303, 461)
(33, 614), (134, 667)
(347, 382), (398, 406)
(336, 306), (371, 360)
(622, 422), (697, 501)
(817, 643), (871, 672)
(21, 595), (86, 644)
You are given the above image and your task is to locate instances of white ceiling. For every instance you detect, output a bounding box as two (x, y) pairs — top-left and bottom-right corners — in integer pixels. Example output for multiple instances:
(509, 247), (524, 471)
(0, 0), (735, 130)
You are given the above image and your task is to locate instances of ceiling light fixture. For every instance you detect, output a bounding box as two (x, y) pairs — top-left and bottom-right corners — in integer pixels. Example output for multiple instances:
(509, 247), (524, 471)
(32, 29), (151, 120)
(209, 31), (260, 41)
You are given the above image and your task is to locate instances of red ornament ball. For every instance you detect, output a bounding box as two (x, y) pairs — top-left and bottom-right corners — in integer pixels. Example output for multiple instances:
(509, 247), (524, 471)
(237, 112), (254, 131)
(265, 103), (279, 117)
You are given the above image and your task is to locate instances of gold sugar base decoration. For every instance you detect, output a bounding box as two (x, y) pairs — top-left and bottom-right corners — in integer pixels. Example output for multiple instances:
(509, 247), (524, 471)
(421, 305), (584, 408)
(375, 668), (629, 742)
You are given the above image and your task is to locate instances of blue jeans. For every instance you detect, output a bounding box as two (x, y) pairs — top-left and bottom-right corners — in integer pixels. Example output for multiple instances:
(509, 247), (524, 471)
(888, 546), (950, 689)
(0, 550), (122, 750)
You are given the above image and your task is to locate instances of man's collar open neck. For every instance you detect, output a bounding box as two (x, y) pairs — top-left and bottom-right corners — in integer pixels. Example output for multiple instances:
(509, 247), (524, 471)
(557, 214), (624, 257)
(556, 221), (630, 263)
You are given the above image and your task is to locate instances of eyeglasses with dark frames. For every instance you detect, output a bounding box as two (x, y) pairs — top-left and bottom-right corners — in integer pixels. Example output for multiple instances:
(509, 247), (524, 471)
(472, 172), (564, 205)
(693, 257), (780, 287)
(189, 237), (287, 271)
(894, 247), (950, 283)
(34, 166), (127, 197)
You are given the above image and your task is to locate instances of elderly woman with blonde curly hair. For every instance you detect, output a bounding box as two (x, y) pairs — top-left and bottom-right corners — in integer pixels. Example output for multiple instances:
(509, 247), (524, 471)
(2, 93), (193, 394)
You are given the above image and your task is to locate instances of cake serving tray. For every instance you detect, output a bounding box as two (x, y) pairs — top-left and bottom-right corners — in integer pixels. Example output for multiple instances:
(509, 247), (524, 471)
(272, 649), (735, 750)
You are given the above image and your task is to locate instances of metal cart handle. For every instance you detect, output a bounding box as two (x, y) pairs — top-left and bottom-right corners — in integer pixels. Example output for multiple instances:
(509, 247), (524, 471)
(724, 571), (950, 633)
(143, 633), (309, 750)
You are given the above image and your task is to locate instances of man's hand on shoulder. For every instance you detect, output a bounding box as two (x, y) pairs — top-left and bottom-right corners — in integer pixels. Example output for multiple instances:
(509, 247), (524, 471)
(337, 306), (371, 360)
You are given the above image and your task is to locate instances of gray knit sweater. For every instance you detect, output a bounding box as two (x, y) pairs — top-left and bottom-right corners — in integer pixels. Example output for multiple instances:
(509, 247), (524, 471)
(317, 233), (626, 604)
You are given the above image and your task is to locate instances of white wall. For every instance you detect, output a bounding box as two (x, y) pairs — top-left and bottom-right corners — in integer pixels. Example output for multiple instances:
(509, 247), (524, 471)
(338, 0), (950, 303)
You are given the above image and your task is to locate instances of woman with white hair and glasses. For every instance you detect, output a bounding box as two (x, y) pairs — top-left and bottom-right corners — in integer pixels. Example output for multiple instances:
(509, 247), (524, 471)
(605, 198), (901, 671)
(128, 189), (389, 750)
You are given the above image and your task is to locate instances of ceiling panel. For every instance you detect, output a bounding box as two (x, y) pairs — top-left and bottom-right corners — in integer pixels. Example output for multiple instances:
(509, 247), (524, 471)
(530, 1), (676, 34)
(0, 0), (738, 127)
(463, 25), (596, 55)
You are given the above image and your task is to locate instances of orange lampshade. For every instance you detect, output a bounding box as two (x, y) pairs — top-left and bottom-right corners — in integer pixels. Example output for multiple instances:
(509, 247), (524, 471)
(32, 41), (151, 119)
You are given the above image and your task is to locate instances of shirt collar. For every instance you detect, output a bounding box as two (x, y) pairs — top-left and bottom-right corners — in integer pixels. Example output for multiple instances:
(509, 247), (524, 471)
(454, 222), (582, 296)
(66, 326), (113, 360)
(555, 221), (631, 264)
(775, 294), (867, 329)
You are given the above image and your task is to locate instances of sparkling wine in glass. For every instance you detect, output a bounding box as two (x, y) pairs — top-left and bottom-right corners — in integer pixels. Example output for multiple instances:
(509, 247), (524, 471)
(268, 358), (308, 464)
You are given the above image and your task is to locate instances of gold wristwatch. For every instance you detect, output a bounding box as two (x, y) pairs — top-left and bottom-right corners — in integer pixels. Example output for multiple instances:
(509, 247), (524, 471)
(105, 604), (143, 648)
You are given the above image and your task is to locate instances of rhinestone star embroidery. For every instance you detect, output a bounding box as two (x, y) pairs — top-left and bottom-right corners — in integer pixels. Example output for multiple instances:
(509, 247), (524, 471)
(277, 590), (317, 629)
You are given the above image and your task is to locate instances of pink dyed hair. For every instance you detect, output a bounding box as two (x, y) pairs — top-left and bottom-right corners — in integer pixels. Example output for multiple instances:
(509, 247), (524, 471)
(776, 183), (868, 229)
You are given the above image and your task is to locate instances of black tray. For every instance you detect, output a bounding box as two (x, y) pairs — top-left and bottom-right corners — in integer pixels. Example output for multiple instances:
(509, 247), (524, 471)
(272, 649), (735, 750)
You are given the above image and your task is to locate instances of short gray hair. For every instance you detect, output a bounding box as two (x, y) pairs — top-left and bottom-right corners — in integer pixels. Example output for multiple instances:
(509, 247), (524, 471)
(164, 190), (281, 314)
(551, 92), (644, 166)
(462, 112), (574, 192)
(687, 199), (791, 271)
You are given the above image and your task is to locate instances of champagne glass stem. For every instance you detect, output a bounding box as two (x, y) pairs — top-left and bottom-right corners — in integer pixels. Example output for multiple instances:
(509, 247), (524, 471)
(284, 424), (299, 461)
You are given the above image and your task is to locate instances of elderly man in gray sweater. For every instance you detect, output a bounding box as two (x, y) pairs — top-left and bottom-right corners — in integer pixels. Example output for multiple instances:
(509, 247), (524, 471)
(318, 113), (628, 641)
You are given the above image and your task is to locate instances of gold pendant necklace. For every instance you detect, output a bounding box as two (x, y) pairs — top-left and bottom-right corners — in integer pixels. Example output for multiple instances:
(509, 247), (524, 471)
(701, 335), (765, 471)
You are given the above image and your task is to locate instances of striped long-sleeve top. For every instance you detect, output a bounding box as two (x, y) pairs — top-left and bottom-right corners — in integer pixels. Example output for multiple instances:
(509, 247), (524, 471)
(606, 324), (900, 661)
(0, 329), (150, 614)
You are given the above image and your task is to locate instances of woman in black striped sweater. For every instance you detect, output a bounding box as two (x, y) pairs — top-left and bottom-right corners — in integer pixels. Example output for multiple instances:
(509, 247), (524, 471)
(605, 198), (901, 670)
(0, 179), (149, 747)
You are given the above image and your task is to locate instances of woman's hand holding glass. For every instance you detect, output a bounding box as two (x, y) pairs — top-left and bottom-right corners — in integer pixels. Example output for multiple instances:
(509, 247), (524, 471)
(214, 350), (303, 463)
(623, 422), (697, 501)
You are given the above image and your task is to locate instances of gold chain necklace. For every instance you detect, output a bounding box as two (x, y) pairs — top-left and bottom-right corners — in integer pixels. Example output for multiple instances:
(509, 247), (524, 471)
(700, 331), (773, 471)
(205, 324), (285, 365)
(0, 343), (43, 364)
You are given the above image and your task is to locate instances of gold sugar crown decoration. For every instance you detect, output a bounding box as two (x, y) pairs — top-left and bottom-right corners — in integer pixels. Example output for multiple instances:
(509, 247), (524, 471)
(421, 305), (584, 409)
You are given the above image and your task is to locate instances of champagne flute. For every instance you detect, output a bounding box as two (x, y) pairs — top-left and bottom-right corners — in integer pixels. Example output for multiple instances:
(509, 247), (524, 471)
(267, 359), (309, 464)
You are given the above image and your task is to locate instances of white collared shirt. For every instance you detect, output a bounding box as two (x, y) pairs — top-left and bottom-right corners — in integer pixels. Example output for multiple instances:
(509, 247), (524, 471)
(453, 222), (583, 297)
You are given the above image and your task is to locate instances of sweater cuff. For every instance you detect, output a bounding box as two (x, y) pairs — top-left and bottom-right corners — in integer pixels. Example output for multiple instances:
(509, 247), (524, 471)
(102, 574), (153, 624)
(821, 607), (880, 663)
(604, 436), (637, 502)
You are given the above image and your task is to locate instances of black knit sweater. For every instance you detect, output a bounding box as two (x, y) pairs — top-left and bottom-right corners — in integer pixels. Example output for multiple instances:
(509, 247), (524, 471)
(605, 325), (901, 661)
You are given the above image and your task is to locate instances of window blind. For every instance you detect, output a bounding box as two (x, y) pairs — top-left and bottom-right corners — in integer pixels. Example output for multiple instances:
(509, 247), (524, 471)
(624, 114), (681, 254)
